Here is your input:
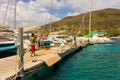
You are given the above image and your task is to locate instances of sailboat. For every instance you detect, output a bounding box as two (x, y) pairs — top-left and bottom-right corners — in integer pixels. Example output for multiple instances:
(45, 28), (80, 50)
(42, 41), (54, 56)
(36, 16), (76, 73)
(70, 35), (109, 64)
(83, 0), (112, 44)
(47, 0), (72, 45)
(0, 26), (18, 53)
(0, 0), (18, 54)
(81, 0), (95, 44)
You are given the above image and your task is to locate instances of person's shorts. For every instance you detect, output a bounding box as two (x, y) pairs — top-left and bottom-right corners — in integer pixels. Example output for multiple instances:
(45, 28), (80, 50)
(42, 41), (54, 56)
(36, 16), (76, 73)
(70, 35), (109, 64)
(31, 46), (35, 52)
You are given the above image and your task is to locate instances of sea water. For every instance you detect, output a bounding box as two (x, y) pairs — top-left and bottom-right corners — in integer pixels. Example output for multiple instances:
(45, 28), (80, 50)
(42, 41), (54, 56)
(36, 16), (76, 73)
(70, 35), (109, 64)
(25, 38), (120, 80)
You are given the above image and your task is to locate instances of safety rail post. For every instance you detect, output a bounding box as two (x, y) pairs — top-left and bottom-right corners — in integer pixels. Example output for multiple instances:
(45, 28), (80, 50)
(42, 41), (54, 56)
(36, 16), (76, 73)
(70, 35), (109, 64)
(18, 27), (24, 80)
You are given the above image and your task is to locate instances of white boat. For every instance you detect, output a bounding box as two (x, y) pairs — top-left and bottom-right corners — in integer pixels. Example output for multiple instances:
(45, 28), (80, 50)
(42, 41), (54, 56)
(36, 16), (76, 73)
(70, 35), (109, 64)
(0, 28), (18, 53)
(47, 30), (73, 44)
(47, 34), (67, 44)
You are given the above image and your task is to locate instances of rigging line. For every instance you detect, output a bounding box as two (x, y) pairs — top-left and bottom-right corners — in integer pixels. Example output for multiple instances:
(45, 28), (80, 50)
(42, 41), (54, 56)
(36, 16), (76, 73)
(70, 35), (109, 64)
(78, 14), (85, 35)
(11, 0), (15, 29)
(89, 0), (92, 35)
(2, 0), (11, 25)
(50, 0), (53, 34)
(42, 14), (48, 34)
(14, 0), (17, 29)
(18, 0), (23, 27)
(14, 0), (16, 29)
(44, 13), (48, 27)
(25, 0), (30, 27)
(82, 14), (85, 36)
(0, 2), (4, 25)
(13, 47), (24, 80)
(8, 0), (12, 26)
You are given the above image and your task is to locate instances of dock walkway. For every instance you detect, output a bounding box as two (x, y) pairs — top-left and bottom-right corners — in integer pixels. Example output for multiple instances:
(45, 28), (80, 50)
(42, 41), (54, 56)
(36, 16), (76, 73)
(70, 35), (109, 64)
(0, 44), (81, 80)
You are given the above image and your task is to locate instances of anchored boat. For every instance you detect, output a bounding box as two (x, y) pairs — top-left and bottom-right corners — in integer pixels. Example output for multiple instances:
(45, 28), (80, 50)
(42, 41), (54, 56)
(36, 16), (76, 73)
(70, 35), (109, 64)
(0, 26), (18, 56)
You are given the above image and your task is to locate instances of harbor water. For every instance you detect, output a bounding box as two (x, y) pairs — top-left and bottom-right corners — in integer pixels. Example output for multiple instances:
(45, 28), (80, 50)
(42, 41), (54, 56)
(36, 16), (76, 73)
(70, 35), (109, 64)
(25, 38), (120, 80)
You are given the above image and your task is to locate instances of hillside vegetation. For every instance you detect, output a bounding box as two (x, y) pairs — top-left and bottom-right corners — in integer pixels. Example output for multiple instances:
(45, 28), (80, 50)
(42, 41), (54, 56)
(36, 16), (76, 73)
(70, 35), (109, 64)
(42, 8), (120, 36)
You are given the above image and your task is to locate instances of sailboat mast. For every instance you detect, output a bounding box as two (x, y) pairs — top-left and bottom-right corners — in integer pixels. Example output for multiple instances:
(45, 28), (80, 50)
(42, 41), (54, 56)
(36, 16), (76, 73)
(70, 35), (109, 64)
(89, 0), (92, 35)
(50, 0), (53, 34)
(14, 0), (16, 29)
(83, 14), (85, 36)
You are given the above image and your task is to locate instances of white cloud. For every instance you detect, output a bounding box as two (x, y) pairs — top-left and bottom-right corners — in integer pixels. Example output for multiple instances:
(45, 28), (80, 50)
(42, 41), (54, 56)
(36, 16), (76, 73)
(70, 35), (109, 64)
(35, 0), (65, 9)
(65, 0), (120, 13)
(0, 0), (8, 4)
(0, 0), (61, 29)
(66, 11), (80, 16)
(0, 0), (119, 30)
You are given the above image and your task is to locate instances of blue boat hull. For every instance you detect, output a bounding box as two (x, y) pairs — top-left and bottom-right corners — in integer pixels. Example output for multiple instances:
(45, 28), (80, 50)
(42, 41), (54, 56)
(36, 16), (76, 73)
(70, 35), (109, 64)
(0, 43), (15, 47)
(0, 45), (18, 58)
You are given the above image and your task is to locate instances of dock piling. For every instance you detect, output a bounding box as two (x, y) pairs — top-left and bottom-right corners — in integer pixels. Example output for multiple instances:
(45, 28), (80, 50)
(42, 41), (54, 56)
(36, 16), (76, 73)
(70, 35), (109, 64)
(18, 27), (24, 79)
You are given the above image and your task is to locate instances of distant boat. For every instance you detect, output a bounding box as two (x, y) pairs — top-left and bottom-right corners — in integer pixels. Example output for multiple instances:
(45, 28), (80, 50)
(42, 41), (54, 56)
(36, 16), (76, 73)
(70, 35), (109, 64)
(0, 27), (18, 54)
(83, 0), (112, 44)
(47, 30), (72, 44)
(0, 0), (18, 55)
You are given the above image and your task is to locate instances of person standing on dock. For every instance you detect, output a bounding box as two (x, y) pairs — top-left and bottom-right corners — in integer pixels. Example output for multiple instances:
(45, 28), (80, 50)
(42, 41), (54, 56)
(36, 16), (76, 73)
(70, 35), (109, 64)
(74, 35), (77, 46)
(29, 33), (36, 57)
(39, 34), (44, 49)
(36, 35), (40, 48)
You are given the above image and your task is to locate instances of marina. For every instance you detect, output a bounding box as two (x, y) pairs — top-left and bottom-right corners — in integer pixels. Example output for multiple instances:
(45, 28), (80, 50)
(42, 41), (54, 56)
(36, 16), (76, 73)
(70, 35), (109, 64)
(0, 40), (83, 80)
(25, 39), (120, 80)
(0, 27), (116, 80)
(0, 0), (120, 80)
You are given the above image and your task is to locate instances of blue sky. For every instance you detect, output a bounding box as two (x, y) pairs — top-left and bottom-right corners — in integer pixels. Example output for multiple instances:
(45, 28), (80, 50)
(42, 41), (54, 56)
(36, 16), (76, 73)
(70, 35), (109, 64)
(18, 0), (120, 18)
(53, 7), (76, 18)
(0, 0), (120, 28)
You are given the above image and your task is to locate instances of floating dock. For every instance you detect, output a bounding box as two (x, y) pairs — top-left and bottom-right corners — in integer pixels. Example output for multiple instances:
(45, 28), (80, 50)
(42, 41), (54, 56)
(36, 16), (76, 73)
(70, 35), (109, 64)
(0, 44), (82, 80)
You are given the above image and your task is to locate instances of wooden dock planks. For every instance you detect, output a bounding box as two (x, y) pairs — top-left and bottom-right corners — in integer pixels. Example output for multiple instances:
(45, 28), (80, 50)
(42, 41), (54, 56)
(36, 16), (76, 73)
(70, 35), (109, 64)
(0, 44), (81, 80)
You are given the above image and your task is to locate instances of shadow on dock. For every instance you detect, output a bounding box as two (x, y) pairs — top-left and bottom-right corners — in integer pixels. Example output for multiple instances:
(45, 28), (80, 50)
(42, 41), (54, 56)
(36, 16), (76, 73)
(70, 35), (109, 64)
(0, 51), (16, 59)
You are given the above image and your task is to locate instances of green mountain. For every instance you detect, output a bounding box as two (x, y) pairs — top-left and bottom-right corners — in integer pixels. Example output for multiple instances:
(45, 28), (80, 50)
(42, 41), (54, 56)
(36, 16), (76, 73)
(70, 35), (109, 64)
(42, 8), (120, 36)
